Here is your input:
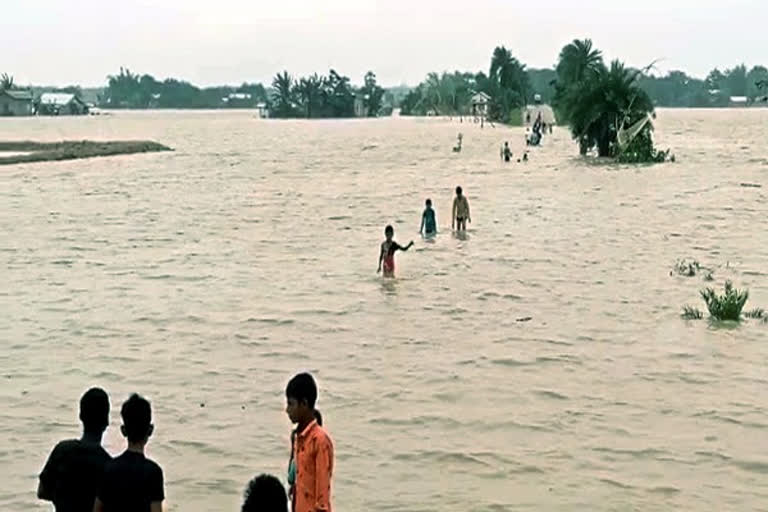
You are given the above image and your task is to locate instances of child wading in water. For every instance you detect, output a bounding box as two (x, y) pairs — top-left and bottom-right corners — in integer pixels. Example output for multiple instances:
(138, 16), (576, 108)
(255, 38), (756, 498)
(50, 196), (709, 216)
(377, 225), (414, 278)
(452, 186), (471, 231)
(419, 199), (437, 237)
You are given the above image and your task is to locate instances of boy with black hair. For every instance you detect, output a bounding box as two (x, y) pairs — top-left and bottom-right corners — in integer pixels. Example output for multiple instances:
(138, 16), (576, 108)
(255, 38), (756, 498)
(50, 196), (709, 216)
(285, 373), (334, 512)
(38, 387), (112, 512)
(94, 393), (164, 512)
(241, 474), (288, 512)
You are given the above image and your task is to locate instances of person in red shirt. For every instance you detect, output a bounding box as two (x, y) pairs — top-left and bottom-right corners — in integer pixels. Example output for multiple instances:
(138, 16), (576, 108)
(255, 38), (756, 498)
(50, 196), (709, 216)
(285, 373), (334, 512)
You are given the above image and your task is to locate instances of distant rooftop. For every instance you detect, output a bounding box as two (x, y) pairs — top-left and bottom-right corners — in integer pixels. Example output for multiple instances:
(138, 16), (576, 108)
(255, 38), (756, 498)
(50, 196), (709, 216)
(2, 89), (33, 101)
(39, 92), (79, 105)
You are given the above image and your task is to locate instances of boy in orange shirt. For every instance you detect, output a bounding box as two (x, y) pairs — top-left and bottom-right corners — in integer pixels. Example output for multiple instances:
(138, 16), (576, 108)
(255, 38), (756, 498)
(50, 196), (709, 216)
(285, 373), (334, 512)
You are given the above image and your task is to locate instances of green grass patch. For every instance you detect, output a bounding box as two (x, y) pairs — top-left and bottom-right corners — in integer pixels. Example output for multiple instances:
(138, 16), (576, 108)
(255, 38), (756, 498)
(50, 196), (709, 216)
(681, 306), (703, 320)
(700, 281), (749, 321)
(744, 308), (765, 319)
(0, 140), (172, 166)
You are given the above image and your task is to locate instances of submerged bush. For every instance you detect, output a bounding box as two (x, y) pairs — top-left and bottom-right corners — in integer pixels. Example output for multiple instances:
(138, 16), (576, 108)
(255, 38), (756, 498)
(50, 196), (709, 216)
(700, 281), (749, 321)
(744, 308), (765, 319)
(673, 259), (700, 277)
(681, 306), (703, 320)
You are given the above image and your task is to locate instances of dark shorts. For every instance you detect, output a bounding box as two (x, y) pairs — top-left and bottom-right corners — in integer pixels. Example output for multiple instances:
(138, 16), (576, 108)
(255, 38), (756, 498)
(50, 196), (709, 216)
(456, 217), (465, 223)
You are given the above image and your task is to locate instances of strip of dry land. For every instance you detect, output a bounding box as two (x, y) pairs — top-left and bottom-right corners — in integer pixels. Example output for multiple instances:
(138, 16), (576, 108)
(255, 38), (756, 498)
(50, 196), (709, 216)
(0, 140), (172, 165)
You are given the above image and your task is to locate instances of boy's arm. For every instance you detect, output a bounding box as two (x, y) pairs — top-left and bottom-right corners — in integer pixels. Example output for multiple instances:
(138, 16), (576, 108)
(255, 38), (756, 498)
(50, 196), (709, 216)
(377, 244), (383, 272)
(466, 199), (471, 222)
(313, 438), (333, 512)
(149, 465), (164, 512)
(397, 241), (414, 251)
(452, 199), (457, 228)
(38, 444), (61, 501)
(419, 212), (425, 234)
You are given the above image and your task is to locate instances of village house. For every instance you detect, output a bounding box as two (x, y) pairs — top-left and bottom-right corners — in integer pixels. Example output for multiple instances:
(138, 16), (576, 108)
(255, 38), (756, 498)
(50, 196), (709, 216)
(471, 91), (491, 118)
(0, 89), (34, 116)
(36, 92), (89, 116)
(222, 92), (253, 108)
(729, 96), (749, 107)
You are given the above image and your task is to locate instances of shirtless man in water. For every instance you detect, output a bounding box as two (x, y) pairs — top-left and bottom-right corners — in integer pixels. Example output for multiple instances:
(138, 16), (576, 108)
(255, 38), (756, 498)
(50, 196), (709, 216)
(452, 186), (471, 232)
(377, 225), (414, 278)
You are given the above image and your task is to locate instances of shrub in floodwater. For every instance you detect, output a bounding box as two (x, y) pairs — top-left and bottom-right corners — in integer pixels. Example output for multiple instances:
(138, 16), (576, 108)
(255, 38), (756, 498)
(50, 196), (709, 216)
(744, 308), (765, 319)
(700, 281), (749, 321)
(681, 306), (703, 320)
(703, 271), (714, 282)
(673, 259), (700, 277)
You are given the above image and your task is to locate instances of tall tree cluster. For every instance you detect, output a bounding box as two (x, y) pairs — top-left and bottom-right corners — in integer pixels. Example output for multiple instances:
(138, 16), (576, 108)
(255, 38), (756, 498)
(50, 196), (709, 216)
(270, 69), (386, 119)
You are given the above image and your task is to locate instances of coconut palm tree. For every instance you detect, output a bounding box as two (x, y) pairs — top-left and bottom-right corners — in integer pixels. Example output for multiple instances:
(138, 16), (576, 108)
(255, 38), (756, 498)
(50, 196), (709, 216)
(0, 73), (14, 90)
(294, 73), (325, 118)
(553, 39), (604, 126)
(271, 71), (296, 118)
(555, 39), (603, 86)
(488, 46), (530, 121)
(567, 60), (655, 157)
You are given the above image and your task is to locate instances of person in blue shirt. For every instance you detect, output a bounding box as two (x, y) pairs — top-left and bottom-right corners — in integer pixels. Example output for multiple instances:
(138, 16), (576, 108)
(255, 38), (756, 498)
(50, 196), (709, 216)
(419, 199), (437, 237)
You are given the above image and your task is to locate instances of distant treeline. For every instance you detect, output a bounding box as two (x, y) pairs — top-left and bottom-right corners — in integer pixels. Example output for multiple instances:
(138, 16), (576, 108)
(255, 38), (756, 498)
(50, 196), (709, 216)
(3, 60), (767, 113)
(402, 62), (768, 117)
(102, 68), (269, 109)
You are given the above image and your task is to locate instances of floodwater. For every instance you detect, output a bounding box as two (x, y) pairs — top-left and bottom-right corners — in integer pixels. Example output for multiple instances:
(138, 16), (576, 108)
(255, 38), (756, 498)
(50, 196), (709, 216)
(2, 109), (768, 511)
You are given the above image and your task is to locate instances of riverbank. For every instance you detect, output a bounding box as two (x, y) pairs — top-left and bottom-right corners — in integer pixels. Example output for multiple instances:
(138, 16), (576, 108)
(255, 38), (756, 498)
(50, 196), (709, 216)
(0, 140), (172, 166)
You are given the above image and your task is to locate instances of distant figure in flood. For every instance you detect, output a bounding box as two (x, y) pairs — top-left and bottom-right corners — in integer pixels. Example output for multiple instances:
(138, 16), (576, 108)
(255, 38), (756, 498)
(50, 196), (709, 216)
(94, 393), (164, 512)
(452, 186), (471, 232)
(420, 199), (437, 237)
(501, 141), (512, 162)
(242, 474), (288, 512)
(453, 133), (463, 153)
(378, 225), (414, 277)
(523, 152), (529, 162)
(38, 387), (111, 512)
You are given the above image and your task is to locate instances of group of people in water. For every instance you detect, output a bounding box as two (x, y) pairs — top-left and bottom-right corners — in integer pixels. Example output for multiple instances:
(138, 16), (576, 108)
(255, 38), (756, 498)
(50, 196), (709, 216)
(38, 373), (332, 512)
(377, 186), (471, 278)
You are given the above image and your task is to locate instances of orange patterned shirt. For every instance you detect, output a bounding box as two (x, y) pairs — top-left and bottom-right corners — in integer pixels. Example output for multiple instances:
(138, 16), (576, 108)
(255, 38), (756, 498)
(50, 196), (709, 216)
(294, 420), (334, 512)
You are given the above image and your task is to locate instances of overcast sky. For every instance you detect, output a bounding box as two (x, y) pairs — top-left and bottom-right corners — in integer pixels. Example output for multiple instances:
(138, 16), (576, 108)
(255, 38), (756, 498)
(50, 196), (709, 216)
(2, 0), (766, 87)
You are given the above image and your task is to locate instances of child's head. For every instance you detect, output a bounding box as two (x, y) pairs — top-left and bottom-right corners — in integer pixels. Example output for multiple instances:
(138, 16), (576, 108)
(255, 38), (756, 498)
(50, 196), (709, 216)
(455, 186), (463, 196)
(285, 373), (318, 425)
(120, 393), (153, 444)
(80, 387), (110, 434)
(425, 199), (432, 208)
(384, 225), (394, 240)
(241, 474), (288, 512)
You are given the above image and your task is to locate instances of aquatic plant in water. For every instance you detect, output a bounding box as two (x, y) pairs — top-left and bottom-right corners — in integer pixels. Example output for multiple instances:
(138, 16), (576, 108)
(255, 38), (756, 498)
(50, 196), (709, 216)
(673, 259), (700, 277)
(744, 308), (765, 319)
(700, 281), (749, 321)
(681, 306), (703, 320)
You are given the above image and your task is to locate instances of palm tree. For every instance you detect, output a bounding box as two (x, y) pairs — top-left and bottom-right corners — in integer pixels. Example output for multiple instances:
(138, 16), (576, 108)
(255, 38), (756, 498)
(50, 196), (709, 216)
(488, 46), (530, 121)
(553, 39), (604, 127)
(271, 71), (296, 118)
(555, 39), (603, 86)
(1, 73), (15, 90)
(423, 72), (442, 115)
(294, 73), (324, 118)
(567, 60), (655, 157)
